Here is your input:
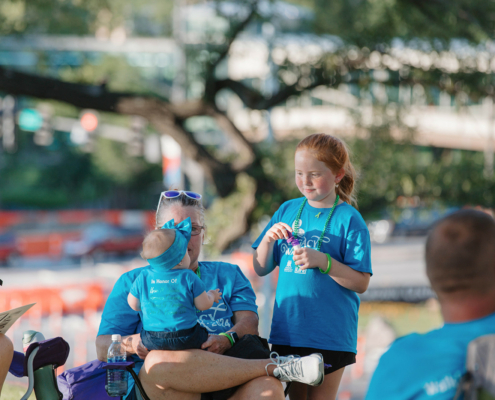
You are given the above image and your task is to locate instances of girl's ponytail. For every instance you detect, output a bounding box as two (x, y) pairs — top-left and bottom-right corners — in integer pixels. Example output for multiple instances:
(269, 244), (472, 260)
(296, 133), (358, 207)
(336, 160), (357, 206)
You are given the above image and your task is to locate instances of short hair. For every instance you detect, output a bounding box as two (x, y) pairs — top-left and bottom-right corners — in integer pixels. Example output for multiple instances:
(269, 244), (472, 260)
(426, 209), (495, 295)
(141, 229), (175, 260)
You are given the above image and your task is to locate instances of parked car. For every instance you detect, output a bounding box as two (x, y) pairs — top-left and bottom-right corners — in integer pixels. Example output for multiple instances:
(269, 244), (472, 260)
(64, 222), (144, 259)
(391, 206), (459, 237)
(0, 232), (18, 266)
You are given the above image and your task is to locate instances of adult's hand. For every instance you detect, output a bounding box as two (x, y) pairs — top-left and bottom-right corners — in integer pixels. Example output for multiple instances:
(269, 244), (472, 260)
(136, 339), (150, 360)
(201, 334), (231, 354)
(122, 334), (149, 359)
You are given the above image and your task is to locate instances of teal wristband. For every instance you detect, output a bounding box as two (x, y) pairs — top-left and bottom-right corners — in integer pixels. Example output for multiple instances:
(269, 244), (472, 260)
(219, 332), (234, 346)
(320, 253), (332, 274)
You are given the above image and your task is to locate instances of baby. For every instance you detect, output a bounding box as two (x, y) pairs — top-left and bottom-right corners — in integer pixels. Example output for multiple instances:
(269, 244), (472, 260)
(127, 217), (221, 351)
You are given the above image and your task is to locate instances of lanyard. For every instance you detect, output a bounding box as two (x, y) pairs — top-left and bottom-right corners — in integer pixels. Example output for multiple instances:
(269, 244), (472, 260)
(293, 195), (339, 251)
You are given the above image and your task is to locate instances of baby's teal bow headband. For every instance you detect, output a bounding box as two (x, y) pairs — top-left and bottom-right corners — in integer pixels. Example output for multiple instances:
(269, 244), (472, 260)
(147, 217), (192, 270)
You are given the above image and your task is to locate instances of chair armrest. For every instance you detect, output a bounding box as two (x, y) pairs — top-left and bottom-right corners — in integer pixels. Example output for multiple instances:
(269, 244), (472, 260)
(101, 361), (135, 370)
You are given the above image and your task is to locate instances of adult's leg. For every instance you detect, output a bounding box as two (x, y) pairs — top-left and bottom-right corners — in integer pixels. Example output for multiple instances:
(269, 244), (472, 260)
(287, 368), (345, 400)
(229, 377), (284, 400)
(0, 334), (14, 396)
(139, 349), (283, 400)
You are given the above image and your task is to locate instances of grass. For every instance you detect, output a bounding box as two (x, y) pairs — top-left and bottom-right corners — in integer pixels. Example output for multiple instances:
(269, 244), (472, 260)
(2, 382), (36, 400)
(358, 300), (443, 337)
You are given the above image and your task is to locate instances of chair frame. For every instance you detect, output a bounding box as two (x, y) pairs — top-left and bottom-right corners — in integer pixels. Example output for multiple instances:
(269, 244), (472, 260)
(20, 346), (40, 400)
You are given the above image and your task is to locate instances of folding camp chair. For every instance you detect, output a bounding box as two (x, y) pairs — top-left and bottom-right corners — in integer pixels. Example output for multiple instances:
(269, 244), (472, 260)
(453, 334), (495, 400)
(8, 336), (70, 400)
(101, 362), (149, 400)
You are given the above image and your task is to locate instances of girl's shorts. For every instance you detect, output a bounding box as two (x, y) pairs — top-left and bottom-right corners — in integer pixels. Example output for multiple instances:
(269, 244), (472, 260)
(271, 344), (356, 375)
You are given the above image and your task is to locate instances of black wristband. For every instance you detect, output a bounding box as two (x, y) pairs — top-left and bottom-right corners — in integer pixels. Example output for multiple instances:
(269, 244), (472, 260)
(227, 331), (239, 344)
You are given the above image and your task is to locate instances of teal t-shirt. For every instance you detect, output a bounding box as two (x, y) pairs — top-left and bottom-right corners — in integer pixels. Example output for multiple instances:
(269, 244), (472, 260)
(97, 261), (258, 400)
(252, 198), (372, 353)
(130, 268), (205, 332)
(366, 312), (495, 400)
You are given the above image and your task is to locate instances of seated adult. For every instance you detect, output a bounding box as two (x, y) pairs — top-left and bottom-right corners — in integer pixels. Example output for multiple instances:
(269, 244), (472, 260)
(96, 190), (322, 400)
(0, 333), (14, 396)
(366, 209), (495, 400)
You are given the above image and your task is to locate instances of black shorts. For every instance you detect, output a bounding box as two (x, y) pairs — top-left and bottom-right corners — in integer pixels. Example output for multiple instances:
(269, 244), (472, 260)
(271, 344), (356, 375)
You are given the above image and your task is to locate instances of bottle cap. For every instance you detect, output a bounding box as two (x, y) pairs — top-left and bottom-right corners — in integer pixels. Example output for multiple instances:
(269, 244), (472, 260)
(111, 334), (121, 341)
(287, 231), (300, 247)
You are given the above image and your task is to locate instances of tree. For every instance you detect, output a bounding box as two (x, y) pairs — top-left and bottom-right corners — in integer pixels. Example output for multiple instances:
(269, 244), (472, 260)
(1, 0), (495, 250)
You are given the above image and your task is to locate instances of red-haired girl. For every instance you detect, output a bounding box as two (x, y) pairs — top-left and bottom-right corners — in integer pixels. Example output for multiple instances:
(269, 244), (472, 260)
(253, 133), (372, 400)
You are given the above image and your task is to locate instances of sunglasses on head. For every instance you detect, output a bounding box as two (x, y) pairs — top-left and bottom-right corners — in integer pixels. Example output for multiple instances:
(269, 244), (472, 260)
(161, 190), (202, 200)
(156, 190), (203, 214)
(156, 190), (204, 234)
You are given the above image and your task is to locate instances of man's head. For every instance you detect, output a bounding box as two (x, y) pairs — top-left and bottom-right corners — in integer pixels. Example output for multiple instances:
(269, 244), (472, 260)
(426, 209), (495, 301)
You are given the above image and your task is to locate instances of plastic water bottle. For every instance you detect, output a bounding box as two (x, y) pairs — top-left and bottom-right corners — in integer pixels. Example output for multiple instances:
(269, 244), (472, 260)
(106, 334), (128, 397)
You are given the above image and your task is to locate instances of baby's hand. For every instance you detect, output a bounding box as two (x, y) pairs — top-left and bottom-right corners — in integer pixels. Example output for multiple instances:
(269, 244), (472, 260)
(264, 222), (292, 243)
(209, 289), (222, 303)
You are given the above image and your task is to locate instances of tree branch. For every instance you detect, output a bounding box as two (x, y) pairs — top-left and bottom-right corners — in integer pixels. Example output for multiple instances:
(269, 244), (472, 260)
(0, 66), (237, 196)
(216, 74), (338, 110)
(204, 104), (256, 171)
(210, 1), (259, 71)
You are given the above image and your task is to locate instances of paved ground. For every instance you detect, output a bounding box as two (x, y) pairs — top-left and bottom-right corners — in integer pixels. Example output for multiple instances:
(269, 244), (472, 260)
(369, 236), (428, 287)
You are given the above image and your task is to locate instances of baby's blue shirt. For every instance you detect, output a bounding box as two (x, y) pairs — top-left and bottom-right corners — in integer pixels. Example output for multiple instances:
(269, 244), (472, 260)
(130, 267), (205, 332)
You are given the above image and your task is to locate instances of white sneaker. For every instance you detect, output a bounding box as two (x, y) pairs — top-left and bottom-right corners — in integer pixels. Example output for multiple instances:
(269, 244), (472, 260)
(265, 352), (324, 386)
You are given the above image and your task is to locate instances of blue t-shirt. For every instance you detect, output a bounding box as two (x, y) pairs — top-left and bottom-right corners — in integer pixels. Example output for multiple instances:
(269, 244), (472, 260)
(252, 198), (372, 353)
(97, 261), (258, 400)
(366, 312), (495, 400)
(130, 268), (206, 332)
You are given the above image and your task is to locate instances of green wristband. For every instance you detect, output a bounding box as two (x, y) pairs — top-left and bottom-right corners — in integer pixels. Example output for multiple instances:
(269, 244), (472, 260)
(219, 332), (234, 346)
(320, 253), (332, 274)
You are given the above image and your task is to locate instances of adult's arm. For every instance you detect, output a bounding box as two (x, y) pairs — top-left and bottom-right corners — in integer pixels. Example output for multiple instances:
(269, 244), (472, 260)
(201, 310), (259, 354)
(127, 293), (141, 311)
(96, 333), (147, 361)
(201, 263), (260, 354)
(96, 269), (143, 361)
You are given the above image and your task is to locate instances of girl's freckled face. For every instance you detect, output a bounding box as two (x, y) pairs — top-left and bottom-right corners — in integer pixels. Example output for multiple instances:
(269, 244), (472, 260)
(295, 149), (339, 202)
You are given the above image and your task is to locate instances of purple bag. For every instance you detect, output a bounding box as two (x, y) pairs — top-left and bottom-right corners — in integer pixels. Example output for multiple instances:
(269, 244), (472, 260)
(57, 359), (114, 400)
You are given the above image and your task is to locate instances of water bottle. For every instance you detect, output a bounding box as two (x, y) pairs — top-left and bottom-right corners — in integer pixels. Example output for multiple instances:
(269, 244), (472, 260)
(106, 334), (128, 397)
